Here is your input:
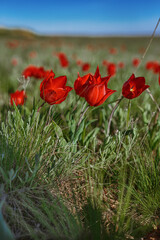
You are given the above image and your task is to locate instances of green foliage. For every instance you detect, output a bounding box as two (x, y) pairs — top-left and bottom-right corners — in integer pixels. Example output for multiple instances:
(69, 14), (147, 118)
(0, 103), (87, 190)
(0, 200), (15, 240)
(0, 35), (160, 239)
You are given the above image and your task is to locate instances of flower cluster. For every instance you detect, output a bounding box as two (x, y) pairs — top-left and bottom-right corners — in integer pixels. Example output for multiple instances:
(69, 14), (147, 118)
(10, 38), (152, 111)
(74, 66), (116, 106)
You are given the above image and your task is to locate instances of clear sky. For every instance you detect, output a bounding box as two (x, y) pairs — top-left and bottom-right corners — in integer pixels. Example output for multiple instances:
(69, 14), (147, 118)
(0, 0), (160, 35)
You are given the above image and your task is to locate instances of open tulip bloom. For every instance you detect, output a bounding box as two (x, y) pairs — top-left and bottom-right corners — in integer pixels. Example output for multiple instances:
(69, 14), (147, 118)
(74, 66), (116, 106)
(122, 74), (150, 99)
(40, 70), (73, 105)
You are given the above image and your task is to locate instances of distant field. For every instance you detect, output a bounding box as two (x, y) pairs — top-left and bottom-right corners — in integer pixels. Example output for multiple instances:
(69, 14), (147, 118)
(0, 29), (160, 240)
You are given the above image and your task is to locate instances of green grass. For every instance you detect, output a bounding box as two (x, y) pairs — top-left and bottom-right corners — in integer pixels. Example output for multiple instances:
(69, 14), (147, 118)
(0, 31), (160, 239)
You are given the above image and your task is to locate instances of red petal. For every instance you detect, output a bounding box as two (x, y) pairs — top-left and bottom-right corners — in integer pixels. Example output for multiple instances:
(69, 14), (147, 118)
(74, 74), (90, 97)
(40, 70), (55, 91)
(128, 74), (135, 82)
(94, 65), (100, 78)
(85, 85), (99, 106)
(51, 76), (67, 89)
(133, 77), (145, 88)
(40, 88), (70, 105)
(101, 75), (111, 86)
(95, 89), (116, 106)
(66, 86), (73, 92)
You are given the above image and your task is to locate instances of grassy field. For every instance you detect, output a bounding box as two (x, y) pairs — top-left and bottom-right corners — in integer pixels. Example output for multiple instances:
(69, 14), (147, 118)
(0, 29), (160, 240)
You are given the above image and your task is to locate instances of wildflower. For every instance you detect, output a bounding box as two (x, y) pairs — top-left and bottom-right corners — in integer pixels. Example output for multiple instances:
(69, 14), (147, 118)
(74, 66), (116, 106)
(145, 61), (160, 74)
(58, 53), (69, 67)
(118, 62), (125, 68)
(40, 70), (72, 105)
(122, 74), (149, 99)
(145, 61), (155, 70)
(10, 90), (27, 106)
(82, 63), (90, 71)
(107, 63), (116, 76)
(153, 63), (160, 74)
(102, 60), (108, 66)
(109, 47), (117, 55)
(22, 65), (49, 79)
(132, 58), (140, 67)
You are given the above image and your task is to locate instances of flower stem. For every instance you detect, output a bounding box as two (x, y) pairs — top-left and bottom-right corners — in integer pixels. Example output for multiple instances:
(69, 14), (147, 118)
(126, 100), (131, 129)
(107, 96), (124, 136)
(146, 88), (160, 112)
(37, 102), (46, 112)
(77, 105), (90, 128)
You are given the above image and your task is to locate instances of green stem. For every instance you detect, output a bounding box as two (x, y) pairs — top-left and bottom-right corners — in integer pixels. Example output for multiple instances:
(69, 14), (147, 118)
(126, 100), (131, 129)
(77, 105), (90, 128)
(37, 102), (46, 112)
(107, 96), (124, 136)
(146, 88), (160, 112)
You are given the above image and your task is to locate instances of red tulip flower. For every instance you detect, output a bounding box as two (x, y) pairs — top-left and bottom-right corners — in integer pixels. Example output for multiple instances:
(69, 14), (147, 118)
(145, 61), (160, 76)
(118, 62), (125, 69)
(107, 63), (116, 76)
(153, 63), (160, 74)
(10, 90), (27, 106)
(109, 47), (117, 55)
(145, 61), (155, 70)
(74, 73), (91, 97)
(102, 60), (108, 66)
(74, 66), (116, 106)
(82, 63), (90, 71)
(22, 65), (49, 79)
(22, 65), (36, 78)
(40, 70), (72, 105)
(122, 74), (149, 99)
(58, 53), (69, 67)
(132, 58), (140, 67)
(34, 67), (50, 79)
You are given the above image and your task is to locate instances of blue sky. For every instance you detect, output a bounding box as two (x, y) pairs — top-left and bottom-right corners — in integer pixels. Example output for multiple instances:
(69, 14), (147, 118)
(0, 0), (160, 35)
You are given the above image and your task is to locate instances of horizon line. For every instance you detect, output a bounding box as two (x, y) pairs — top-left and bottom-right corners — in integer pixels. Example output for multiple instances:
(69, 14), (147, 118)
(0, 26), (159, 38)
